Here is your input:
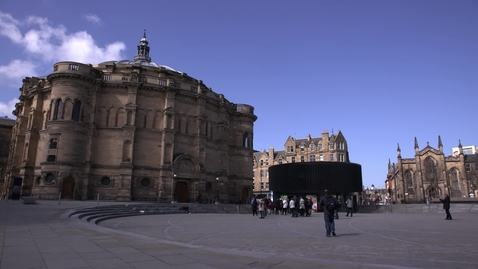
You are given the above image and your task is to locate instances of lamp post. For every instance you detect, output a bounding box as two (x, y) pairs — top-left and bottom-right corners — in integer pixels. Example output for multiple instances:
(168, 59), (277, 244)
(172, 173), (177, 203)
(215, 177), (219, 204)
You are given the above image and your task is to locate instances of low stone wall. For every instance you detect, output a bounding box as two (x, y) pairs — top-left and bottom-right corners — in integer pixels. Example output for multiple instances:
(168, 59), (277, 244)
(358, 203), (478, 213)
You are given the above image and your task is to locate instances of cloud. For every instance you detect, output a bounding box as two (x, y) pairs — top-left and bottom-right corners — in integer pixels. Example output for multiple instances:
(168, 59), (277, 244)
(0, 59), (38, 81)
(0, 11), (126, 65)
(0, 98), (18, 118)
(84, 14), (102, 25)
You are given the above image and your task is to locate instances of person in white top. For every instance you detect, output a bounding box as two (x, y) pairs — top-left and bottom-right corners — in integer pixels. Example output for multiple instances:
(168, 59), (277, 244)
(282, 198), (288, 215)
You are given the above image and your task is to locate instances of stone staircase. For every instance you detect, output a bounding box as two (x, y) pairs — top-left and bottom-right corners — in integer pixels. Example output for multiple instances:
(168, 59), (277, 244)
(68, 202), (252, 224)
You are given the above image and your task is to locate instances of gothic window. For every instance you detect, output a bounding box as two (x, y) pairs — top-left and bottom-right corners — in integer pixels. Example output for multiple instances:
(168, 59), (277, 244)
(451, 169), (459, 190)
(405, 170), (414, 194)
(72, 100), (81, 121)
(425, 157), (438, 185)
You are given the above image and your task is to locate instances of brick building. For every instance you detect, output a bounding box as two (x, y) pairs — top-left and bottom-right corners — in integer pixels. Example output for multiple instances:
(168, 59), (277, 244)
(3, 32), (257, 203)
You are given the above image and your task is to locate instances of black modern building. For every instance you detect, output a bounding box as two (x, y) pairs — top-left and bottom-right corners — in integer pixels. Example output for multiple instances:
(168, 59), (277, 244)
(269, 162), (363, 202)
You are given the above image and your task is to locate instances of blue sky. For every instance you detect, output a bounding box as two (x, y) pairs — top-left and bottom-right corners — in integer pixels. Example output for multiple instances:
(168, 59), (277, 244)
(1, 1), (477, 189)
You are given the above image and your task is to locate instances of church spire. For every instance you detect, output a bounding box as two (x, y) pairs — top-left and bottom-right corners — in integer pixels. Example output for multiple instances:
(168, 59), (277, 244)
(438, 135), (443, 153)
(414, 137), (419, 155)
(134, 29), (151, 62)
(397, 143), (401, 158)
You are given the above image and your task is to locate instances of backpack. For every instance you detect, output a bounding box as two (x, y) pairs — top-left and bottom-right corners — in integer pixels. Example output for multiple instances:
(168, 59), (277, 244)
(325, 196), (335, 212)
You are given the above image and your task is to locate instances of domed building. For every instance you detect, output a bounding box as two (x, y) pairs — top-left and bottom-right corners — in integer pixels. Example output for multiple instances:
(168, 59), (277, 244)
(3, 32), (257, 203)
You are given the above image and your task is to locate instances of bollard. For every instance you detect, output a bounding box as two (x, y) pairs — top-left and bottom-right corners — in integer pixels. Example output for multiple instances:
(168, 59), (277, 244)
(97, 193), (99, 205)
(58, 192), (62, 204)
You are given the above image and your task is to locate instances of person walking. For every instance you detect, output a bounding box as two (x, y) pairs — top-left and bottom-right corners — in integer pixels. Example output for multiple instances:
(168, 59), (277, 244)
(345, 196), (354, 217)
(282, 197), (288, 215)
(289, 196), (296, 217)
(235, 198), (241, 214)
(318, 189), (338, 237)
(439, 194), (452, 220)
(251, 196), (258, 216)
(299, 196), (305, 217)
(258, 198), (265, 219)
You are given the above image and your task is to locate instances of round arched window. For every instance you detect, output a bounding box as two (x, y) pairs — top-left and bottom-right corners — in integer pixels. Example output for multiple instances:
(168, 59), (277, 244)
(101, 177), (111, 186)
(45, 173), (54, 184)
(141, 178), (151, 188)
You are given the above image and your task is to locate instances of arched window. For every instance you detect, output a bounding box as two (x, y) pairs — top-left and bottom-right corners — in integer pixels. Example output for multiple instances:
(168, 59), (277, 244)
(425, 157), (438, 186)
(451, 169), (459, 190)
(405, 170), (414, 194)
(54, 99), (63, 120)
(72, 100), (81, 121)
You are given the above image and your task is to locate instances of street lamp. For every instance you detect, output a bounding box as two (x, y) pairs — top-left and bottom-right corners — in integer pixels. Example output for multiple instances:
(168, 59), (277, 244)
(172, 173), (177, 203)
(215, 177), (219, 204)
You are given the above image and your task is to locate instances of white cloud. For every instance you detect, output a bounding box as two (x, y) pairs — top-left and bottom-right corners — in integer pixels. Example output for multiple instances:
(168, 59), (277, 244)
(0, 11), (126, 65)
(0, 98), (18, 118)
(84, 14), (102, 25)
(0, 59), (38, 81)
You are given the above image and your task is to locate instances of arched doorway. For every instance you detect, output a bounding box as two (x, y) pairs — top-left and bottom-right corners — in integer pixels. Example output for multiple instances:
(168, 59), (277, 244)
(176, 181), (189, 203)
(62, 177), (75, 199)
(427, 186), (441, 199)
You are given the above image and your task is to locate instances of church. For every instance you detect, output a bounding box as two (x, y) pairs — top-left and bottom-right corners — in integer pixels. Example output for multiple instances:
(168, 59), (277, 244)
(3, 32), (257, 203)
(387, 137), (477, 203)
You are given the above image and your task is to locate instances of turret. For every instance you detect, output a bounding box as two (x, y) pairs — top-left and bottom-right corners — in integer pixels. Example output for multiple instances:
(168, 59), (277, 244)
(414, 137), (419, 154)
(397, 143), (401, 158)
(438, 135), (443, 153)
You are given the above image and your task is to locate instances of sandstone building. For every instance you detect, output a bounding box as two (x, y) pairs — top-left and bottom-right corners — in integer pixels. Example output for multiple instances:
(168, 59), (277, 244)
(3, 32), (257, 203)
(386, 137), (478, 203)
(0, 117), (15, 198)
(252, 130), (350, 197)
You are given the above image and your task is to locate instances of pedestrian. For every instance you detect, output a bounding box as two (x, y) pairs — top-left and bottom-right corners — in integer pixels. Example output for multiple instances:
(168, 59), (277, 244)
(251, 196), (258, 216)
(258, 198), (265, 219)
(318, 189), (338, 237)
(299, 196), (305, 217)
(282, 197), (288, 215)
(289, 196), (296, 217)
(275, 199), (281, 214)
(345, 196), (353, 217)
(235, 198), (241, 214)
(439, 194), (452, 220)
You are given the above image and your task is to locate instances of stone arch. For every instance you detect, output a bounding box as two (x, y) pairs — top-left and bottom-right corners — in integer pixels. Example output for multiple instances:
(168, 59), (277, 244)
(153, 110), (162, 129)
(107, 107), (116, 127)
(146, 109), (154, 129)
(117, 108), (125, 127)
(123, 140), (132, 162)
(426, 185), (441, 199)
(63, 98), (74, 120)
(98, 106), (107, 126)
(137, 108), (146, 128)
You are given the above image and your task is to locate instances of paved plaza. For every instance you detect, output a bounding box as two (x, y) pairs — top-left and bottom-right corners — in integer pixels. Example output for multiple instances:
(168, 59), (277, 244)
(1, 200), (477, 269)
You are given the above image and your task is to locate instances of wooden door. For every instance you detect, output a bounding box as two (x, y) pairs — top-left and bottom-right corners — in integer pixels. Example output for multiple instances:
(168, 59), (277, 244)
(177, 181), (188, 203)
(62, 177), (75, 199)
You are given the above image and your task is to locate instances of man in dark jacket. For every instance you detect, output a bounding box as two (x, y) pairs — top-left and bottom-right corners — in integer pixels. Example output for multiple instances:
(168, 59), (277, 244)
(318, 189), (338, 237)
(439, 194), (452, 220)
